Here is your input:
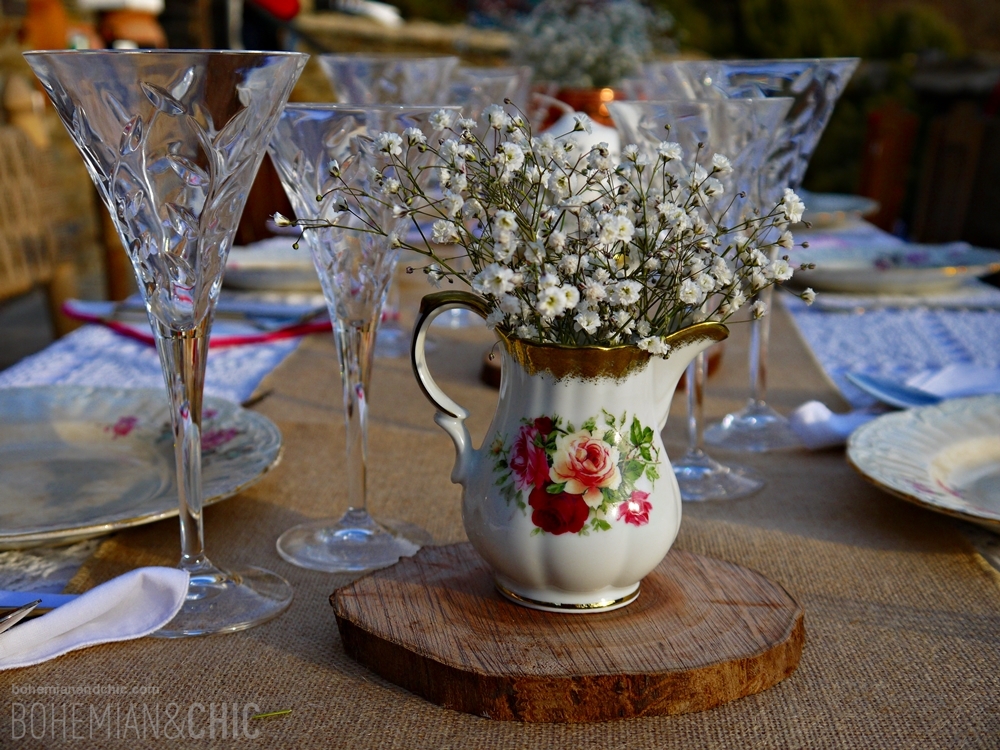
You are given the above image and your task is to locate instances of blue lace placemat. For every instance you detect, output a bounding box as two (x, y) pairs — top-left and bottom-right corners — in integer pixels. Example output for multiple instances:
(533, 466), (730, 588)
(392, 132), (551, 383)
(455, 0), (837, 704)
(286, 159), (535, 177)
(784, 294), (1000, 408)
(0, 324), (302, 404)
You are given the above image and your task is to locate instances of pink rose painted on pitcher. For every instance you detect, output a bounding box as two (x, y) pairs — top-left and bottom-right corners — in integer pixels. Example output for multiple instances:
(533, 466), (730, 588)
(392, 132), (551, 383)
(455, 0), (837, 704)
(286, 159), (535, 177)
(509, 423), (550, 491)
(549, 431), (621, 507)
(617, 490), (653, 526)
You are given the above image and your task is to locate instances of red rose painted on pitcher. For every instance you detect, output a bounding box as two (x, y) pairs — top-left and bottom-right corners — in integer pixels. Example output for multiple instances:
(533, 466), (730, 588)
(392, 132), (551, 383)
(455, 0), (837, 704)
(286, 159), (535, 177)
(491, 409), (660, 536)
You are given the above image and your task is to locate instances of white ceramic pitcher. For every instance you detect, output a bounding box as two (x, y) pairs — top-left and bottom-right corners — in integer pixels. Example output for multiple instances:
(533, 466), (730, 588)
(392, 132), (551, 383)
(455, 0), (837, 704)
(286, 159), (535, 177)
(412, 291), (728, 612)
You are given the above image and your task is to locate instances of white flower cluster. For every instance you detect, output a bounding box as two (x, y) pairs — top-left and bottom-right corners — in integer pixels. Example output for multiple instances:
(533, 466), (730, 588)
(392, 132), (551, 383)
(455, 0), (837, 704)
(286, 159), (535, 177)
(315, 106), (814, 352)
(515, 0), (673, 88)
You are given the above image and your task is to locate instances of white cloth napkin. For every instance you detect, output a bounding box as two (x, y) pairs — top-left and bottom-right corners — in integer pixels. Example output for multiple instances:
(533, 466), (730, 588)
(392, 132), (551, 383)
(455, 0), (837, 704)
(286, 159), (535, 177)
(907, 364), (1000, 398)
(789, 401), (878, 450)
(790, 365), (1000, 450)
(0, 567), (188, 670)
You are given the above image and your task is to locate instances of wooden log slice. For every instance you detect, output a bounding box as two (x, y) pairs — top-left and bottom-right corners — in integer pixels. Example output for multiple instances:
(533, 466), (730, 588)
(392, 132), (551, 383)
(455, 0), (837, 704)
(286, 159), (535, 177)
(331, 543), (804, 723)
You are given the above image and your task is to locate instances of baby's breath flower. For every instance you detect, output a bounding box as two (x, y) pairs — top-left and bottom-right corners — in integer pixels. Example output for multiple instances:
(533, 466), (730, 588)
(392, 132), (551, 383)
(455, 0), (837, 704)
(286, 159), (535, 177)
(403, 127), (426, 146)
(612, 309), (634, 334)
(516, 323), (538, 339)
(560, 284), (581, 309)
(575, 309), (601, 334)
(499, 294), (521, 315)
(431, 219), (460, 244)
(301, 103), (800, 349)
(430, 109), (454, 130)
(781, 188), (805, 223)
(483, 104), (510, 130)
(657, 141), (682, 161)
(678, 278), (703, 305)
(494, 210), (517, 232)
(768, 257), (793, 282)
(485, 309), (504, 329)
(750, 300), (768, 319)
(536, 286), (568, 319)
(473, 263), (516, 296)
(442, 190), (463, 217)
(801, 287), (816, 305)
(375, 132), (402, 157)
(711, 153), (732, 175)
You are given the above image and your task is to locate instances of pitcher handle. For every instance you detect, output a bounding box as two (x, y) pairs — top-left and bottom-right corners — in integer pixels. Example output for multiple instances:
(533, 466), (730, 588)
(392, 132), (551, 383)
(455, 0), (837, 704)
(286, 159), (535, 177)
(411, 290), (494, 485)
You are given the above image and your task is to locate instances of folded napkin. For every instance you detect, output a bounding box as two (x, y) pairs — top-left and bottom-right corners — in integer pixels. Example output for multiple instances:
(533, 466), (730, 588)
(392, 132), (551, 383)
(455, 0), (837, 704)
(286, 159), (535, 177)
(907, 364), (1000, 398)
(0, 567), (188, 671)
(790, 365), (1000, 450)
(789, 401), (882, 450)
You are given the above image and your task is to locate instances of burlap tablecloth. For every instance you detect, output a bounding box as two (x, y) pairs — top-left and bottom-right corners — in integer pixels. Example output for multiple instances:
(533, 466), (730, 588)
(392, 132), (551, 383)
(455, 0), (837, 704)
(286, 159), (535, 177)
(3, 301), (999, 748)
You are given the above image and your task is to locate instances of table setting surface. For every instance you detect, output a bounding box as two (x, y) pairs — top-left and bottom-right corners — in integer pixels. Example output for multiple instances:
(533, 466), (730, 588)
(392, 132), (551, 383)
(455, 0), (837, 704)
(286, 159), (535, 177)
(2, 278), (999, 748)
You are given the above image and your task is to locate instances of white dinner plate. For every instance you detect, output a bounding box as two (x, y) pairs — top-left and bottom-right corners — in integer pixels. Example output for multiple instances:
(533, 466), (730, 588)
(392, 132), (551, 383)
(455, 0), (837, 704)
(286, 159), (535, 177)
(0, 386), (282, 548)
(797, 190), (880, 229)
(225, 237), (321, 292)
(790, 242), (1000, 294)
(847, 395), (1000, 532)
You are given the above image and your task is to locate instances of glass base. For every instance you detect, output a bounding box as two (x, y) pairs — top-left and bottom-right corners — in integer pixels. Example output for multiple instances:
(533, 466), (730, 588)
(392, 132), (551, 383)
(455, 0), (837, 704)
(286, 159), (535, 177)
(152, 561), (293, 638)
(276, 508), (432, 573)
(703, 400), (803, 453)
(673, 449), (765, 502)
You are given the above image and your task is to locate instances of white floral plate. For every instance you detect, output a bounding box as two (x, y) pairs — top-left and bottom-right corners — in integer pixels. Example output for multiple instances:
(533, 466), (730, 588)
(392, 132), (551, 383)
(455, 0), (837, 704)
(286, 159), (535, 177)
(797, 190), (879, 229)
(847, 395), (1000, 531)
(790, 242), (1000, 294)
(225, 237), (320, 292)
(0, 386), (282, 548)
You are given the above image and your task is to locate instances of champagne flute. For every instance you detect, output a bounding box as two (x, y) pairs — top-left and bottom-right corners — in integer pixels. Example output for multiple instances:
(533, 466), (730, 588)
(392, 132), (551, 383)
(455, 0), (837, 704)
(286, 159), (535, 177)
(269, 104), (457, 572)
(25, 49), (307, 636)
(609, 98), (790, 500)
(645, 58), (860, 451)
(316, 53), (459, 358)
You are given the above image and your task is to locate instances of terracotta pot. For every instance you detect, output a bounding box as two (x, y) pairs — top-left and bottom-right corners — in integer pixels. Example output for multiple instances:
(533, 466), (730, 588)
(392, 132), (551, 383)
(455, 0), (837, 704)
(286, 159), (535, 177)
(533, 85), (624, 129)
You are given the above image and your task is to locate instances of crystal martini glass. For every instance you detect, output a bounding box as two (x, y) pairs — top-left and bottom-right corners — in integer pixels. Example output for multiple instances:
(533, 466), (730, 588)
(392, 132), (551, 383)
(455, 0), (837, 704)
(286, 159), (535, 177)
(24, 49), (307, 636)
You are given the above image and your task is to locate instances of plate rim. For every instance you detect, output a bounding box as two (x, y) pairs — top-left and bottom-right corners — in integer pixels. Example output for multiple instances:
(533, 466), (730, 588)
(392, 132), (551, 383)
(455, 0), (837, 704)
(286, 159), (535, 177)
(0, 385), (283, 548)
(846, 394), (1000, 532)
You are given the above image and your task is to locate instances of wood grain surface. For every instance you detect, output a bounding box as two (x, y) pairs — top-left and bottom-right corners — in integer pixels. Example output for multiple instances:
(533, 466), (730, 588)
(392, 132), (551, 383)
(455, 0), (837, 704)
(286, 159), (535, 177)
(331, 543), (805, 722)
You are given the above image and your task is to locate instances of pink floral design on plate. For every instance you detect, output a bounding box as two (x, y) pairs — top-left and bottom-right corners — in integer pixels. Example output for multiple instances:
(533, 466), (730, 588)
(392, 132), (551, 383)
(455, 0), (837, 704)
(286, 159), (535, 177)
(201, 428), (240, 451)
(106, 415), (138, 438)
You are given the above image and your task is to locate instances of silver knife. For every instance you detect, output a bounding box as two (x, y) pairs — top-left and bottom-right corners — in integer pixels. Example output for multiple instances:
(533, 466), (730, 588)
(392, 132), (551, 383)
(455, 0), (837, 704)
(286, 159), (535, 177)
(0, 600), (41, 635)
(845, 372), (942, 410)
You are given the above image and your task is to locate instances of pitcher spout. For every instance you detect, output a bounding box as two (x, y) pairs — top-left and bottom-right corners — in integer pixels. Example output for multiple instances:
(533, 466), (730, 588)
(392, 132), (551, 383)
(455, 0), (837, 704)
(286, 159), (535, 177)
(652, 322), (729, 431)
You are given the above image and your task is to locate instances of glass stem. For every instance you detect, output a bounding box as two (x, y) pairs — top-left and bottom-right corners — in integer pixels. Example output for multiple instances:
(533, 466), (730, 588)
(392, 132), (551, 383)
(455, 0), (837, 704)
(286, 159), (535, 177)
(748, 284), (775, 406)
(334, 317), (377, 514)
(685, 352), (707, 456)
(153, 316), (211, 573)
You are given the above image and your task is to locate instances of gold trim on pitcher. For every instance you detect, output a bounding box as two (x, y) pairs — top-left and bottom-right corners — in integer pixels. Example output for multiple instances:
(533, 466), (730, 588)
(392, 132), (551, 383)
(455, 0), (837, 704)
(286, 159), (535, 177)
(496, 320), (729, 382)
(495, 581), (640, 611)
